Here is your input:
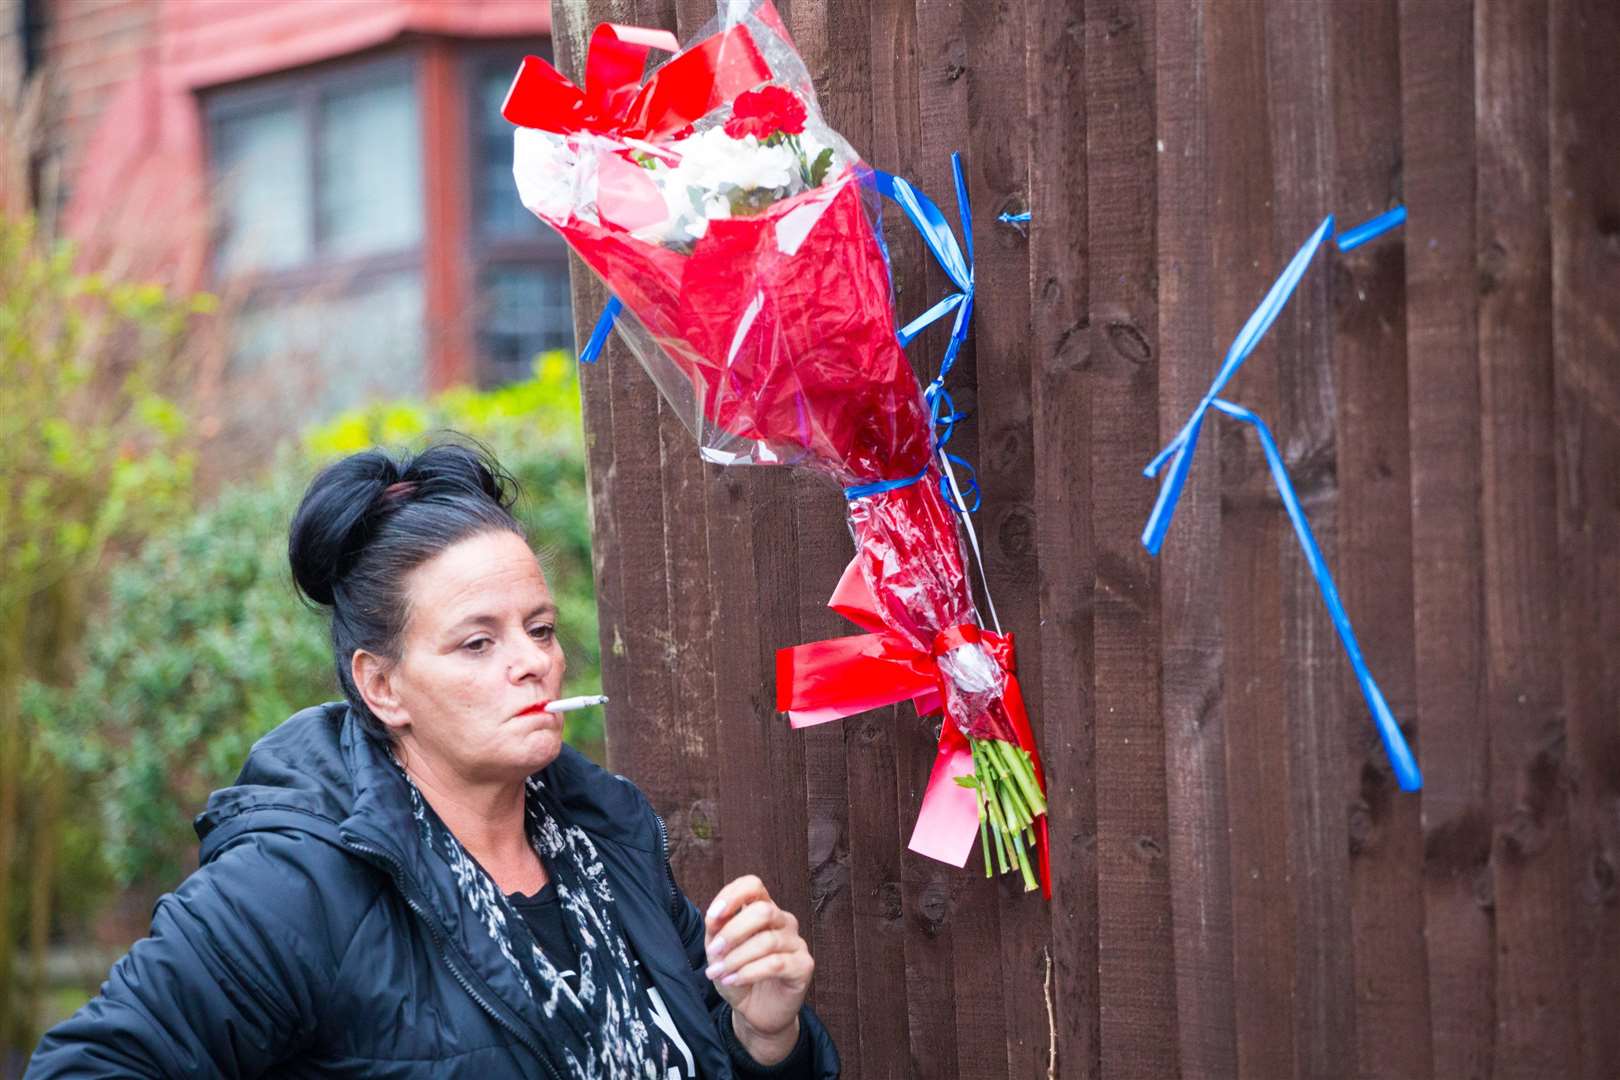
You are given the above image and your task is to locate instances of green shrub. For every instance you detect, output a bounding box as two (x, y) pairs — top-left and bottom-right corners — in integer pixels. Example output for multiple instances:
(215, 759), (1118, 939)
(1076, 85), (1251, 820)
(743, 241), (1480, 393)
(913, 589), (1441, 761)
(25, 352), (600, 890)
(1, 209), (212, 1047)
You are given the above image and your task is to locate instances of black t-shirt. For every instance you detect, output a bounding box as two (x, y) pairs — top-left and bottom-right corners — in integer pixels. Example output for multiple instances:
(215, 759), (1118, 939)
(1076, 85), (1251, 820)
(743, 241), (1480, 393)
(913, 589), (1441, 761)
(507, 883), (812, 1079)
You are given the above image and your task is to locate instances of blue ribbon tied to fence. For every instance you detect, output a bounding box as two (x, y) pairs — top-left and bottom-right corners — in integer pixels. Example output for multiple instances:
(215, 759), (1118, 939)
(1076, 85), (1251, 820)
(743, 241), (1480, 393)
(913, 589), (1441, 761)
(1141, 207), (1421, 792)
(843, 153), (980, 512)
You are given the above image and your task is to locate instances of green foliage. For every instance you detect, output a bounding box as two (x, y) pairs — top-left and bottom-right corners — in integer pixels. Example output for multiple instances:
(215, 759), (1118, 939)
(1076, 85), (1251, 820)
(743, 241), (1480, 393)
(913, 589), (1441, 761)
(0, 210), (213, 1048)
(24, 353), (600, 890)
(0, 215), (202, 621)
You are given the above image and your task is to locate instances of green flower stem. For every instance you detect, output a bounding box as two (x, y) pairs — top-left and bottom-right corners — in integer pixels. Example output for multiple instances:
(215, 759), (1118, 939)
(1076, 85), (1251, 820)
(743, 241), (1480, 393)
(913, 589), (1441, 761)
(785, 133), (810, 187)
(965, 735), (1047, 889)
(990, 738), (1046, 816)
(970, 744), (993, 878)
(998, 780), (1029, 837)
(988, 754), (1029, 827)
(983, 778), (1013, 874)
(1012, 829), (1038, 892)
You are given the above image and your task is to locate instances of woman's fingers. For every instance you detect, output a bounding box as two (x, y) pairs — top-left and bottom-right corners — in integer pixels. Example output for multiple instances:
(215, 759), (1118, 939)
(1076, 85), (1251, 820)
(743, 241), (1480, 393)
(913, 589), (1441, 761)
(714, 948), (814, 990)
(706, 925), (788, 982)
(707, 897), (787, 962)
(704, 874), (768, 942)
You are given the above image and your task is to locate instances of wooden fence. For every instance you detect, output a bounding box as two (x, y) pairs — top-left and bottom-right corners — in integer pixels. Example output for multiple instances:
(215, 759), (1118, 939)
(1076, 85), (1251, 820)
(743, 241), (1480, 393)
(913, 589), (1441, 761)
(554, 0), (1619, 1076)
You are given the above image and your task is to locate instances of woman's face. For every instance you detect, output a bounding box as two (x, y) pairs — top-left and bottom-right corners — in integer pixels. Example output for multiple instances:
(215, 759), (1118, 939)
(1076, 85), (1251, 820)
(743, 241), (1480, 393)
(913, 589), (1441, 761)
(359, 529), (568, 786)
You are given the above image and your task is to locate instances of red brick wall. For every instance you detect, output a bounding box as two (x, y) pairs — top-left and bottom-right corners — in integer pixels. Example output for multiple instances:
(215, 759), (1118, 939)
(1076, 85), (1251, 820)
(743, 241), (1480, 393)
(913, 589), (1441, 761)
(159, 0), (549, 91)
(40, 0), (160, 215)
(40, 0), (549, 283)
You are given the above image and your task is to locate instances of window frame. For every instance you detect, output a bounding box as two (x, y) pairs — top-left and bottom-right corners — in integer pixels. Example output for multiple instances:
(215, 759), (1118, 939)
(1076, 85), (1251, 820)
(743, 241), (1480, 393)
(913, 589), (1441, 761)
(461, 41), (576, 384)
(202, 48), (425, 300)
(199, 36), (574, 393)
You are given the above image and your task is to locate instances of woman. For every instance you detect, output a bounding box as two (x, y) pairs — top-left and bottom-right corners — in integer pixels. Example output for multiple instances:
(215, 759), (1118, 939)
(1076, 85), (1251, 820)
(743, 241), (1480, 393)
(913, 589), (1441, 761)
(29, 440), (838, 1079)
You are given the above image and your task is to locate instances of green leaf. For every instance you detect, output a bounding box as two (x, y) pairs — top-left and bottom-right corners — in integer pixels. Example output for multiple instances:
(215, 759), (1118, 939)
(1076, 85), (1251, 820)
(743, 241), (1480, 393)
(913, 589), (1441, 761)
(809, 147), (834, 188)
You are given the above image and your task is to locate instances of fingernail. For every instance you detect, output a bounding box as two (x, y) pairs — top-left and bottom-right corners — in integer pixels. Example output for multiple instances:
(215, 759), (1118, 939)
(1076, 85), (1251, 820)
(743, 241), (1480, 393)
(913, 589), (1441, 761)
(707, 897), (726, 920)
(721, 973), (738, 986)
(708, 936), (727, 958)
(705, 962), (724, 979)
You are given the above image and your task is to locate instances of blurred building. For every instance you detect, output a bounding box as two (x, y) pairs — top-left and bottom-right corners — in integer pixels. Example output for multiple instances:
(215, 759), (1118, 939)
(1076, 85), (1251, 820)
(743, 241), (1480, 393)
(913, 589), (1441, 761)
(14, 0), (571, 428)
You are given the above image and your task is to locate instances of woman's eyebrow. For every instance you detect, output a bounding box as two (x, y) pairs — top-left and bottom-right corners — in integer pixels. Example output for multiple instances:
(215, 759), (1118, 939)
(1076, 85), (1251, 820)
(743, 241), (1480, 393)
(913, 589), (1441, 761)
(446, 603), (558, 633)
(443, 612), (498, 637)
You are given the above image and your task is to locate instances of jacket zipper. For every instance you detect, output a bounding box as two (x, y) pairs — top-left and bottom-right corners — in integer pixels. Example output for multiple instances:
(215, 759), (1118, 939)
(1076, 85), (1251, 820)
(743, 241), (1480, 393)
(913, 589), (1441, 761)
(341, 834), (564, 1080)
(653, 811), (680, 916)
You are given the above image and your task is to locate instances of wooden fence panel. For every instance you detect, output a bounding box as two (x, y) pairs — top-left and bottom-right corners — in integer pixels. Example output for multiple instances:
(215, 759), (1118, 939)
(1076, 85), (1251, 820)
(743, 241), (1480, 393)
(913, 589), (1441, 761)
(1397, 3), (1494, 1077)
(1328, 2), (1433, 1077)
(1551, 4), (1620, 1079)
(551, 0), (1620, 1075)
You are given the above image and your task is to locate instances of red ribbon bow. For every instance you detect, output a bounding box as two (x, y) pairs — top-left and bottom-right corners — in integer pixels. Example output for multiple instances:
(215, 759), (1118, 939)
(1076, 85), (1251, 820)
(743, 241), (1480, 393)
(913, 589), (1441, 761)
(777, 559), (1052, 897)
(501, 21), (773, 141)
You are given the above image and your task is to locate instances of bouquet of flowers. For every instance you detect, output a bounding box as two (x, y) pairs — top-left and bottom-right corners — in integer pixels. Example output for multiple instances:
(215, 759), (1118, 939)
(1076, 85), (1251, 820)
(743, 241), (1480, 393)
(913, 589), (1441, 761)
(505, 0), (1049, 893)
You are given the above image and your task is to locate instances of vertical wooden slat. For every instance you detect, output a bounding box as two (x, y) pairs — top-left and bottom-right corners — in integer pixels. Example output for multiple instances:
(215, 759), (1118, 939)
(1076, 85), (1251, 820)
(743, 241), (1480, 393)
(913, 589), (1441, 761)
(1082, 1), (1178, 1077)
(597, 0), (731, 920)
(1549, 1), (1620, 1076)
(1206, 4), (1300, 1075)
(957, 0), (1053, 1074)
(821, 0), (916, 1032)
(1397, 3), (1496, 1076)
(1475, 0), (1579, 1074)
(1027, 1), (1102, 1077)
(778, 1), (871, 1069)
(903, 1), (1015, 1075)
(1326, 2), (1435, 1077)
(866, 2), (961, 1074)
(814, 3), (916, 1049)
(1261, 2), (1360, 1073)
(654, 0), (817, 967)
(1393, 4), (1490, 1075)
(1154, 4), (1239, 1076)
(634, 0), (725, 922)
(551, 0), (635, 777)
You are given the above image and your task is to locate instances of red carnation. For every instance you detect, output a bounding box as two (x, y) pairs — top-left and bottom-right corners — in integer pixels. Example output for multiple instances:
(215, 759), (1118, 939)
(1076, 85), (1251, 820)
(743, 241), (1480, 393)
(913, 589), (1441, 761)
(723, 84), (807, 140)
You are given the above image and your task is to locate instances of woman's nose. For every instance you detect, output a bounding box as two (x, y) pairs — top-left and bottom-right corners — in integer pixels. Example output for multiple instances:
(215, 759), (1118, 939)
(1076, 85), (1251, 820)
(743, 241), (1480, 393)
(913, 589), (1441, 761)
(509, 635), (555, 683)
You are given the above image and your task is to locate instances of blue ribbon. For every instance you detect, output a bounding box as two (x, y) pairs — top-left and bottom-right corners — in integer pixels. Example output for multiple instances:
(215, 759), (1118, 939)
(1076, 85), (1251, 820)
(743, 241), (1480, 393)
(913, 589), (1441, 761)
(1335, 205), (1405, 252)
(577, 295), (622, 364)
(1142, 207), (1421, 792)
(844, 154), (979, 511)
(997, 211), (1031, 225)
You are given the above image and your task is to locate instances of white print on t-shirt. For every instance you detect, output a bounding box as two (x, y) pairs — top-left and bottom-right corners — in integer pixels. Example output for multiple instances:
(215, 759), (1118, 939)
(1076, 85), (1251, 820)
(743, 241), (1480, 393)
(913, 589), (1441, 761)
(646, 986), (696, 1079)
(553, 972), (695, 1078)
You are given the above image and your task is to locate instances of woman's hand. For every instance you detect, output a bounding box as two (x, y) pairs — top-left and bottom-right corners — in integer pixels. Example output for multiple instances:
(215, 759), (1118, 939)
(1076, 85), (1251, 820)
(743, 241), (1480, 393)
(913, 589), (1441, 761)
(703, 875), (814, 1065)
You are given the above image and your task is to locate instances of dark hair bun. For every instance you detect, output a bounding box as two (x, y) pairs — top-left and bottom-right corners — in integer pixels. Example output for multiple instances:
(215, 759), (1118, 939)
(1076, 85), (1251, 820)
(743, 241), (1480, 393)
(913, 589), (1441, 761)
(287, 438), (519, 607)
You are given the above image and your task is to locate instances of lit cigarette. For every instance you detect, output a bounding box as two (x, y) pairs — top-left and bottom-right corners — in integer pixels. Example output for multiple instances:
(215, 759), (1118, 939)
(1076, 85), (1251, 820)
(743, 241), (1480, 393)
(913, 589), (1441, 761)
(541, 694), (609, 714)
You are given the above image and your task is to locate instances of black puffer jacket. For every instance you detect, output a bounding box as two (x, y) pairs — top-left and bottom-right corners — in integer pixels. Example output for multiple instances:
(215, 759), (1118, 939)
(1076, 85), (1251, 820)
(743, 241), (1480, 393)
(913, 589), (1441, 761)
(27, 703), (839, 1078)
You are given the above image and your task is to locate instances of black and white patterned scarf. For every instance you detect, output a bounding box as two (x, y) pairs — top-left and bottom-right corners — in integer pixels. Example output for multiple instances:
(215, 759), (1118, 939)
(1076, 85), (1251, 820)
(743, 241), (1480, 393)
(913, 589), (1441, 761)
(396, 761), (667, 1079)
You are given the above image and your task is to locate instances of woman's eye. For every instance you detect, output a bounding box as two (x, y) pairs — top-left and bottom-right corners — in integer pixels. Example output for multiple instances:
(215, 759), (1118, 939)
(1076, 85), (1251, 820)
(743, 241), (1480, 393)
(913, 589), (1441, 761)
(464, 638), (492, 653)
(530, 624), (556, 643)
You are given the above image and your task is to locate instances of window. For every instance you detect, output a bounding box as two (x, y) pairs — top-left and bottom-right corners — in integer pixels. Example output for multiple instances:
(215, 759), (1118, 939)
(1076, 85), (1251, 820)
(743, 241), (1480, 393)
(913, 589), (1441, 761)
(207, 55), (426, 431)
(466, 46), (574, 386)
(204, 41), (575, 436)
